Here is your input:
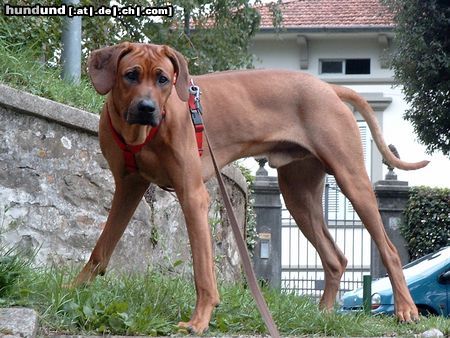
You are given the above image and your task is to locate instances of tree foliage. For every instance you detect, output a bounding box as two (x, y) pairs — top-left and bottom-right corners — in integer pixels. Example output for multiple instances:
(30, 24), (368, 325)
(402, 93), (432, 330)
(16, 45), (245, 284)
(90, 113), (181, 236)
(382, 0), (450, 156)
(0, 0), (260, 75)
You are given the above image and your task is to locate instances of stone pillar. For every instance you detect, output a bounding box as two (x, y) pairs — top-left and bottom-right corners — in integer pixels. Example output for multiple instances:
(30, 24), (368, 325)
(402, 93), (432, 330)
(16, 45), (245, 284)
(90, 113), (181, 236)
(372, 165), (410, 278)
(252, 159), (282, 289)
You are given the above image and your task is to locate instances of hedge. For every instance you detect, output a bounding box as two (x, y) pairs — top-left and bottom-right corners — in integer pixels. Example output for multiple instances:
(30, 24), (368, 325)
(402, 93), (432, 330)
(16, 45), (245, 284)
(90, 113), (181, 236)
(401, 186), (450, 260)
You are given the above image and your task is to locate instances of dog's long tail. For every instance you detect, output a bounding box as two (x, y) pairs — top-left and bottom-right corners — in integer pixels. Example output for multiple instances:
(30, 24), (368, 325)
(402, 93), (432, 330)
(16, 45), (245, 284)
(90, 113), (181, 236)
(331, 84), (429, 171)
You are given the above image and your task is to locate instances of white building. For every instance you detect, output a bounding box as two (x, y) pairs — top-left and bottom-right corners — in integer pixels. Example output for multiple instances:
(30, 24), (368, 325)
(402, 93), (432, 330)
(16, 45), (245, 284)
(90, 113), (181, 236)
(247, 0), (450, 295)
(248, 0), (450, 188)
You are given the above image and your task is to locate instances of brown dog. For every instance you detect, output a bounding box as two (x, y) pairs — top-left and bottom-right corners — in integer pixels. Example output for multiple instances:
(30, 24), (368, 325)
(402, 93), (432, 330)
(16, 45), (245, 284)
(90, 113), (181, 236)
(74, 42), (428, 333)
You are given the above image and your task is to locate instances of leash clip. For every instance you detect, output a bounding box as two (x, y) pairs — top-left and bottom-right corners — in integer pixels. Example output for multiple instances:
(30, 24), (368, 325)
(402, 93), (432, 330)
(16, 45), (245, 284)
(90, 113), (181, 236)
(189, 79), (201, 105)
(189, 79), (203, 116)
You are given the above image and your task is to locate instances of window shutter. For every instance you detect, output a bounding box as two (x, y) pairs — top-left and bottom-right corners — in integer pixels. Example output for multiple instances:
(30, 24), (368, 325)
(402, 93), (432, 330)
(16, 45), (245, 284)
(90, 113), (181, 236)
(325, 121), (372, 221)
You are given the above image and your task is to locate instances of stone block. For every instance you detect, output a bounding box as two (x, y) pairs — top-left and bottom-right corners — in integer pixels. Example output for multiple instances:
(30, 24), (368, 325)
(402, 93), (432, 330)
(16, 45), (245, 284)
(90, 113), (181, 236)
(0, 308), (38, 338)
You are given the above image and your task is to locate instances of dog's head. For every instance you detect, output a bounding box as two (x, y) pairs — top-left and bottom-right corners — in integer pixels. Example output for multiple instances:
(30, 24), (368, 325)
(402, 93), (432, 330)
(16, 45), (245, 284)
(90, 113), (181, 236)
(88, 42), (189, 128)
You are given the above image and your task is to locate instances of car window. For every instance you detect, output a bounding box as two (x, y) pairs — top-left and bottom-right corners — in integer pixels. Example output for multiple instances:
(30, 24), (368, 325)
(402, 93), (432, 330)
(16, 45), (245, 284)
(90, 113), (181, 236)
(403, 247), (450, 279)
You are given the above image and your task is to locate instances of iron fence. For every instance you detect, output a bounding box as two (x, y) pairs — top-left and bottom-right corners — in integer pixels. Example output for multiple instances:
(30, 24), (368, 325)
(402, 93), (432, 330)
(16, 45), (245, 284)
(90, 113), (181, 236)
(281, 175), (371, 300)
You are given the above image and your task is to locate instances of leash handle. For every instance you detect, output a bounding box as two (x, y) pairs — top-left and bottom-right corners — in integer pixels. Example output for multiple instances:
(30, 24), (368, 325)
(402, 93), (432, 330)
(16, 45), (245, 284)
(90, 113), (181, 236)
(202, 126), (281, 338)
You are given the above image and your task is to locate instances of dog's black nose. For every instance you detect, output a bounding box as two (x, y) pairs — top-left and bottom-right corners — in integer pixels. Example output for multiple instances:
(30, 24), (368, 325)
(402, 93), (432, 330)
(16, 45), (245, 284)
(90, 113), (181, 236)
(137, 99), (156, 113)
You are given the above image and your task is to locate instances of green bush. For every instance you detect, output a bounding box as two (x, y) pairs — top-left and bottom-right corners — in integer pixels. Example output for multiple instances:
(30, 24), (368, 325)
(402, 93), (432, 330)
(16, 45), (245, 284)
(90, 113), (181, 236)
(401, 186), (450, 260)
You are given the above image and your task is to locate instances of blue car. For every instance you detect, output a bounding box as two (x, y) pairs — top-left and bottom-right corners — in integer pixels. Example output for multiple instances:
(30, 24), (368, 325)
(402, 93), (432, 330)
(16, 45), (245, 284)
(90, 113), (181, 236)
(341, 246), (450, 316)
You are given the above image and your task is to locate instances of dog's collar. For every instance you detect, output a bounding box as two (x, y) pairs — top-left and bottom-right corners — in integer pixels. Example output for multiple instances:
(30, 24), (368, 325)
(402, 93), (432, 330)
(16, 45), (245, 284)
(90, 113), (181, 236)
(106, 105), (164, 173)
(106, 84), (204, 173)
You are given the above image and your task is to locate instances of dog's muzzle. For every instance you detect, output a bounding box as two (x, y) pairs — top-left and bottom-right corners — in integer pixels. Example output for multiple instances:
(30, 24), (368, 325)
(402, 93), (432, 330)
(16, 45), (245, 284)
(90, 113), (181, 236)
(126, 98), (160, 126)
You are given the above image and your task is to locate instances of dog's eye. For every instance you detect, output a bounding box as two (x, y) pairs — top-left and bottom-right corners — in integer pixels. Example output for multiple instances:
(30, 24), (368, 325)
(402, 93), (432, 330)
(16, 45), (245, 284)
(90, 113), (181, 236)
(158, 75), (169, 85)
(125, 70), (139, 83)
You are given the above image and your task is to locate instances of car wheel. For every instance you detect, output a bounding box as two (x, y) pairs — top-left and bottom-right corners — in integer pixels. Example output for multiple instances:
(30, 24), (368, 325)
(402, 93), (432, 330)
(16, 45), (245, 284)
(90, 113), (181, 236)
(416, 305), (438, 316)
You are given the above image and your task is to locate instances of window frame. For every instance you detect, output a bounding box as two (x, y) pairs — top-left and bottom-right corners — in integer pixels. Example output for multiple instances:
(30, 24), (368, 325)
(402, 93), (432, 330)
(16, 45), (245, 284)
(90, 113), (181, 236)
(319, 58), (371, 75)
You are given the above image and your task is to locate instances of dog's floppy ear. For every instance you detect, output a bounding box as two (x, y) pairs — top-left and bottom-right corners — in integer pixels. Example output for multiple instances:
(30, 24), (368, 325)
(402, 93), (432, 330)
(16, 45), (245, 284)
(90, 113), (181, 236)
(164, 46), (190, 102)
(88, 42), (132, 95)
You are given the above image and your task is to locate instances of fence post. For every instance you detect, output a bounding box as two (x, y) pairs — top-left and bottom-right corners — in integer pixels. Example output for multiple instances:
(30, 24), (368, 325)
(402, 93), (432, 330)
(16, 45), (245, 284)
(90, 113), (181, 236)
(61, 0), (81, 84)
(252, 158), (282, 289)
(362, 275), (372, 314)
(372, 164), (410, 278)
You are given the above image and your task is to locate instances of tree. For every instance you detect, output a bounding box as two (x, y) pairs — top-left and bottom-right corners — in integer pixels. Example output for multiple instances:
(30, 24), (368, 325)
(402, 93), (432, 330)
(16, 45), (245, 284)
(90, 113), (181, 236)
(382, 0), (450, 156)
(0, 0), (260, 75)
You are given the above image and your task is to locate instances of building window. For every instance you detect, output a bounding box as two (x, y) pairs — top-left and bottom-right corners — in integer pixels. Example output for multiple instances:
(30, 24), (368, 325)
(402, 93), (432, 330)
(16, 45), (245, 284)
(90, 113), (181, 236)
(320, 59), (371, 75)
(321, 60), (343, 74)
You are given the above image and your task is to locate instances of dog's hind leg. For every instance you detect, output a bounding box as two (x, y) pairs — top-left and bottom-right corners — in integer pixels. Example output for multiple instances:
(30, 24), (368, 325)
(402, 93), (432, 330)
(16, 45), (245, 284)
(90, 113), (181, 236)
(331, 163), (419, 322)
(316, 117), (419, 321)
(72, 174), (149, 286)
(278, 158), (347, 311)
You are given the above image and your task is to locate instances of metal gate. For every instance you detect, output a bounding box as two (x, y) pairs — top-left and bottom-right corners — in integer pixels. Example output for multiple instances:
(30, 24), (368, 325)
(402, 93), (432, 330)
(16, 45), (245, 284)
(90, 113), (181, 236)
(281, 175), (372, 299)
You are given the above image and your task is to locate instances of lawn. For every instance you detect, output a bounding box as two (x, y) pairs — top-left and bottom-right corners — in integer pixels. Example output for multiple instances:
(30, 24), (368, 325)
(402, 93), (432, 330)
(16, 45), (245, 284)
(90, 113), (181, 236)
(0, 39), (103, 114)
(1, 248), (449, 337)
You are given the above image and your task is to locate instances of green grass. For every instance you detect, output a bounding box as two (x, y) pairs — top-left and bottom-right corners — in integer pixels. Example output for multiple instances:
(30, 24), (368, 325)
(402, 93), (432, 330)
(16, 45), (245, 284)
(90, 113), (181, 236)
(1, 249), (449, 336)
(0, 40), (103, 114)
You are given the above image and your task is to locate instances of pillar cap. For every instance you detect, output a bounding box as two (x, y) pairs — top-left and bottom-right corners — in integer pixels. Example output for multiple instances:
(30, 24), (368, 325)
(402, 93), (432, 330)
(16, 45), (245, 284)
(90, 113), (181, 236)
(374, 180), (410, 198)
(374, 179), (409, 188)
(255, 157), (268, 176)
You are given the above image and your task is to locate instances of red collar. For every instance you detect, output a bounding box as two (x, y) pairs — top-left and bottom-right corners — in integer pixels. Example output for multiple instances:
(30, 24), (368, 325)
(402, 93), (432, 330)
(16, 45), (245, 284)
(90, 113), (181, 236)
(106, 106), (163, 172)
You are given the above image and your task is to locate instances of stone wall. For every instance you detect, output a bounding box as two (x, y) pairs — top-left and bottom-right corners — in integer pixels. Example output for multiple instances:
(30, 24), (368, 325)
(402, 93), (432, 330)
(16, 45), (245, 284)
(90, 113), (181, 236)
(0, 83), (247, 282)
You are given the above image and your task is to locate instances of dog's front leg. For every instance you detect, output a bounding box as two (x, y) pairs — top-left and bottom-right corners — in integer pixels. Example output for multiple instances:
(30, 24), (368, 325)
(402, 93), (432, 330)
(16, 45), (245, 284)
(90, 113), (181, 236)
(72, 174), (149, 286)
(175, 180), (220, 334)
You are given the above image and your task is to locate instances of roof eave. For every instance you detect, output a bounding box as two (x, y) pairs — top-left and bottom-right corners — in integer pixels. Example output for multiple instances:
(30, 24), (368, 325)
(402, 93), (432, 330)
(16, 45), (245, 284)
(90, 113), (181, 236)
(257, 26), (395, 34)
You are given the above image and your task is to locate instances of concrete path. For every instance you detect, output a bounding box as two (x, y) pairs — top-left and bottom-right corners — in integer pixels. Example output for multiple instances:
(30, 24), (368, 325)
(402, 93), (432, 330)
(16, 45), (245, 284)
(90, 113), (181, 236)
(0, 307), (264, 338)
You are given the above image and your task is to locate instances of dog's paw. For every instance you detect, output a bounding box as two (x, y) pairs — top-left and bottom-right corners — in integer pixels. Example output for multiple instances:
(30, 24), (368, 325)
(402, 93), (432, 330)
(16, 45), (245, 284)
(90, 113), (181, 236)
(396, 307), (420, 324)
(178, 320), (209, 335)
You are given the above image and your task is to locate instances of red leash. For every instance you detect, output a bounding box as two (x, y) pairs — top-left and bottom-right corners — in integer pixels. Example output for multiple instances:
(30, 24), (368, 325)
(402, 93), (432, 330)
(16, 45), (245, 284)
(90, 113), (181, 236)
(189, 80), (281, 338)
(188, 81), (204, 156)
